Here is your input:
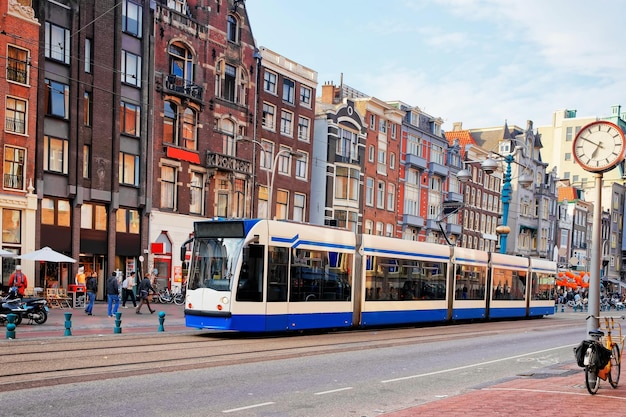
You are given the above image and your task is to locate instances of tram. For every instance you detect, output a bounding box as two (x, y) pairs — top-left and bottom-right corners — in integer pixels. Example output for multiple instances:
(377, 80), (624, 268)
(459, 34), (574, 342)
(182, 219), (556, 332)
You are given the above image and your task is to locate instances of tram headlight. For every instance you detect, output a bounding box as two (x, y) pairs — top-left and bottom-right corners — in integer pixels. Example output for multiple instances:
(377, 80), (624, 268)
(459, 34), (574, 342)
(220, 296), (229, 304)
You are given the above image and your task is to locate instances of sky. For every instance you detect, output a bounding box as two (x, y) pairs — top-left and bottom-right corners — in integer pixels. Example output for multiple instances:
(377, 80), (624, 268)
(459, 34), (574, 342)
(244, 0), (626, 131)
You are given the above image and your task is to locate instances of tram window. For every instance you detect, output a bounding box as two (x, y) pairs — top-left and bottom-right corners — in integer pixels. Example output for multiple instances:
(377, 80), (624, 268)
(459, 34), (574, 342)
(454, 265), (486, 300)
(531, 271), (555, 300)
(365, 256), (446, 301)
(268, 246), (288, 302)
(493, 269), (526, 300)
(289, 249), (352, 302)
(236, 245), (264, 302)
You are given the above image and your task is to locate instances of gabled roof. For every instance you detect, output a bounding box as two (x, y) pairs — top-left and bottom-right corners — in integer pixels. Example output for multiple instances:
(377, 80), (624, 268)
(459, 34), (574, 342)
(558, 186), (579, 203)
(444, 130), (477, 159)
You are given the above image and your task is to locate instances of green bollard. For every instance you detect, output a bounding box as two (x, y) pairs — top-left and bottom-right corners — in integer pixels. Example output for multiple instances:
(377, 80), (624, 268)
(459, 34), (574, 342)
(5, 313), (17, 339)
(64, 312), (72, 336)
(158, 311), (165, 332)
(114, 311), (122, 334)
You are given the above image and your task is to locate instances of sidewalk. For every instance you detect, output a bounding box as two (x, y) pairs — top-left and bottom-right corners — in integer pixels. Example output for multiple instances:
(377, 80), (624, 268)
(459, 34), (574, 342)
(5, 300), (191, 339)
(383, 361), (626, 417)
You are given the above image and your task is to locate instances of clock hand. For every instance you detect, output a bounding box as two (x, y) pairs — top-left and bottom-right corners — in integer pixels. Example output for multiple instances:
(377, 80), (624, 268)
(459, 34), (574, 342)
(591, 144), (599, 158)
(582, 136), (604, 148)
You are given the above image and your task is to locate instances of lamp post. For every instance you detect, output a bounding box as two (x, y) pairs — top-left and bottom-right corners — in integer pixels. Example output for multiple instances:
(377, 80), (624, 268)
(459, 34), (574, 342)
(236, 137), (302, 219)
(457, 145), (532, 254)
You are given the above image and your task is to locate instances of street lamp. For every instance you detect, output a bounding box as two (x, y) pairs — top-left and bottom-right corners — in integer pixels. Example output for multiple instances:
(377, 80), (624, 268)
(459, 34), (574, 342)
(457, 145), (533, 254)
(236, 137), (303, 219)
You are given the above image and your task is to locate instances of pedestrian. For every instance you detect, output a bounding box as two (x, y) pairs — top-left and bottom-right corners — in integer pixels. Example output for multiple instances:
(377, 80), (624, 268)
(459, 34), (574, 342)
(106, 271), (120, 317)
(8, 265), (27, 296)
(136, 273), (156, 314)
(122, 272), (137, 308)
(75, 266), (86, 286)
(84, 271), (97, 316)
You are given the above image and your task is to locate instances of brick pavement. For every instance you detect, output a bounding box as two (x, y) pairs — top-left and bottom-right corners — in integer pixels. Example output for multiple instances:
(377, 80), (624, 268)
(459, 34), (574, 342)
(4, 300), (190, 339)
(383, 360), (626, 416)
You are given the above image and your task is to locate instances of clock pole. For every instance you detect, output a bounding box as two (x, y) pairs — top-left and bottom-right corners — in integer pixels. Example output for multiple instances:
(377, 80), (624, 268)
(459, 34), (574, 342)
(587, 173), (603, 337)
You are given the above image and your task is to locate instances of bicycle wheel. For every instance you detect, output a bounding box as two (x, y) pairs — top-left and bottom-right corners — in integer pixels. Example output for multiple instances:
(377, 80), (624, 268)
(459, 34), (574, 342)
(609, 344), (621, 388)
(585, 365), (601, 394)
(173, 293), (184, 306)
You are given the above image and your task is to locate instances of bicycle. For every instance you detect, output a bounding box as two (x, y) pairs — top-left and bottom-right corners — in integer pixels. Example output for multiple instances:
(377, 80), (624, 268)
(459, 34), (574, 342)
(576, 315), (624, 395)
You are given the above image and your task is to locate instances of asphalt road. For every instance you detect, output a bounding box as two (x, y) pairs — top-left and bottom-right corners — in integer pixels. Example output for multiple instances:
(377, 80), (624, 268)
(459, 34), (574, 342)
(0, 313), (586, 416)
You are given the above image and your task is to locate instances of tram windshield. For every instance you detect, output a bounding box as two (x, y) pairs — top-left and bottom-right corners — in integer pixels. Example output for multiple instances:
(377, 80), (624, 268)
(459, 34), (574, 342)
(188, 237), (244, 291)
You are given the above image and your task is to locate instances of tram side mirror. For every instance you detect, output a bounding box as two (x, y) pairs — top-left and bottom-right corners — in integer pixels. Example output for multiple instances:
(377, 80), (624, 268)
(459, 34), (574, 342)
(180, 246), (186, 262)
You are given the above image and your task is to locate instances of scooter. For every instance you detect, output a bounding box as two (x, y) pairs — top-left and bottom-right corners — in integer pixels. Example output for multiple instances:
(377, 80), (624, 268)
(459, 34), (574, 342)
(0, 293), (26, 326)
(5, 288), (48, 325)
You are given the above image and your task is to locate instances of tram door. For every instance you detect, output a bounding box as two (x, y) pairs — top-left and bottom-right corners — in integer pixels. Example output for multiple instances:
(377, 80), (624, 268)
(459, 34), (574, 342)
(265, 246), (289, 331)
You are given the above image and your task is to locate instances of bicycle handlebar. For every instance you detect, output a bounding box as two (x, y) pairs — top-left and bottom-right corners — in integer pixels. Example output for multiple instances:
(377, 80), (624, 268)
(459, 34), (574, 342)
(586, 315), (626, 320)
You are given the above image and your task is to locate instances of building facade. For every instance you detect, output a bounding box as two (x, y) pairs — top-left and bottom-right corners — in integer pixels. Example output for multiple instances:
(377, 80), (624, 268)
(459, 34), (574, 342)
(0, 0), (39, 287)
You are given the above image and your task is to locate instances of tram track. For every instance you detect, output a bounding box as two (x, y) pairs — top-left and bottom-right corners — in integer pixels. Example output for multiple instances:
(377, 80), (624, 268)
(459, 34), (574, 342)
(0, 315), (579, 392)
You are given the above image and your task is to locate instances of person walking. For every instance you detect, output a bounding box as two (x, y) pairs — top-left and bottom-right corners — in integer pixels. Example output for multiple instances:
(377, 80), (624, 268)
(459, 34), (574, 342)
(122, 272), (137, 308)
(84, 271), (97, 316)
(106, 271), (120, 317)
(8, 265), (27, 296)
(136, 273), (156, 314)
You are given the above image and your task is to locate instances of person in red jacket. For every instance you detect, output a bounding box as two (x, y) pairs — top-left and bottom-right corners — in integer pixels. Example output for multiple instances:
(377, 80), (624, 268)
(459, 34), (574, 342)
(8, 265), (27, 296)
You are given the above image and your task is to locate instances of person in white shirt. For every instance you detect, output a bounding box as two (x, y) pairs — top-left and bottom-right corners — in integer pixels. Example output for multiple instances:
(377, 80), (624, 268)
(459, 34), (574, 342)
(121, 271), (137, 308)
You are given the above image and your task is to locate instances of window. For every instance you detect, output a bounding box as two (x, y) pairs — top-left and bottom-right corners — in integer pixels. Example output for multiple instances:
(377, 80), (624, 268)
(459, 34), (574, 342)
(163, 101), (177, 144)
(161, 166), (177, 210)
(189, 171), (204, 215)
(41, 198), (71, 227)
(276, 190), (288, 220)
(386, 224), (393, 237)
(169, 42), (193, 83)
(116, 208), (140, 234)
(2, 209), (21, 244)
(377, 181), (385, 209)
(264, 70), (277, 94)
(368, 145), (374, 162)
(566, 126), (573, 142)
(366, 177), (374, 206)
(564, 152), (571, 161)
(298, 116), (310, 141)
(293, 193), (306, 222)
(337, 128), (357, 160)
(3, 146), (25, 190)
(181, 108), (197, 149)
(45, 22), (70, 64)
(387, 184), (395, 211)
(376, 221), (383, 236)
(121, 50), (142, 87)
(83, 145), (90, 179)
(84, 38), (92, 73)
(364, 220), (373, 235)
(295, 152), (308, 180)
(335, 167), (359, 201)
(222, 63), (236, 102)
(234, 178), (245, 218)
(282, 78), (295, 104)
(216, 192), (228, 217)
(7, 45), (28, 84)
(391, 123), (397, 139)
(43, 135), (68, 174)
(300, 86), (312, 107)
(5, 97), (26, 134)
(44, 80), (69, 118)
(390, 152), (396, 169)
(336, 210), (358, 232)
(379, 119), (387, 133)
(220, 119), (236, 157)
(84, 92), (92, 126)
(119, 152), (139, 186)
(120, 101), (140, 137)
(262, 103), (276, 130)
(226, 14), (238, 43)
(280, 110), (293, 136)
(258, 186), (268, 219)
(369, 114), (376, 130)
(81, 203), (107, 231)
(122, 0), (143, 38)
(277, 147), (293, 175)
(431, 144), (445, 165)
(259, 141), (274, 170)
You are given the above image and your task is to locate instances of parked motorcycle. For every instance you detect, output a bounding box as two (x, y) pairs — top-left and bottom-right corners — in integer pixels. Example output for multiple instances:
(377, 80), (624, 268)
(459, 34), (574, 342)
(0, 294), (25, 326)
(5, 288), (48, 324)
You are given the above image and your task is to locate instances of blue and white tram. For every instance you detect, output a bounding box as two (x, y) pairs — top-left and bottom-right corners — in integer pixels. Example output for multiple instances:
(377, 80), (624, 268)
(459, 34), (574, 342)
(182, 218), (556, 332)
(184, 219), (356, 332)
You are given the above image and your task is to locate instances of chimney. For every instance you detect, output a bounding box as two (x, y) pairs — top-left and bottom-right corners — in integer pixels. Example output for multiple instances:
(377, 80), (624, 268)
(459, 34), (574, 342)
(452, 122), (462, 131)
(321, 82), (336, 105)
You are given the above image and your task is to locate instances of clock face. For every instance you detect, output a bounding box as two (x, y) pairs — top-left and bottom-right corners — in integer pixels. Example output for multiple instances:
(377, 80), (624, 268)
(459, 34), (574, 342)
(573, 121), (626, 173)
